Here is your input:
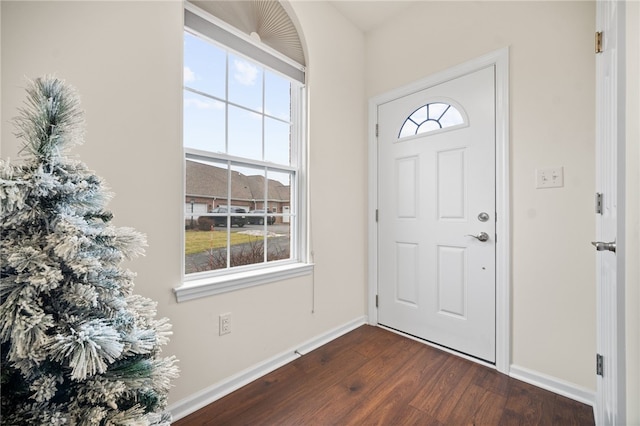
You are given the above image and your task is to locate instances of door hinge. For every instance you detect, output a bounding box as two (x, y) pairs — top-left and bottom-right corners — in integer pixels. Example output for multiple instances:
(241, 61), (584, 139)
(375, 209), (379, 222)
(595, 31), (603, 54)
(595, 192), (603, 214)
(596, 353), (604, 376)
(375, 294), (379, 308)
(375, 124), (379, 137)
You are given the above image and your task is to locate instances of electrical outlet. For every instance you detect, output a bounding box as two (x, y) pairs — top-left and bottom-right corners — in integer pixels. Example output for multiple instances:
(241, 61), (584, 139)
(536, 167), (564, 189)
(219, 313), (231, 336)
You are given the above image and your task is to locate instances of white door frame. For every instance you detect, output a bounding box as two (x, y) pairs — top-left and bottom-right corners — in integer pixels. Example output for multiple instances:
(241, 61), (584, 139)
(367, 48), (510, 374)
(595, 0), (626, 423)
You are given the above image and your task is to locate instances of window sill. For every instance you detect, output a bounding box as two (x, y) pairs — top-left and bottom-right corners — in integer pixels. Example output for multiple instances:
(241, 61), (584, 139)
(174, 263), (314, 302)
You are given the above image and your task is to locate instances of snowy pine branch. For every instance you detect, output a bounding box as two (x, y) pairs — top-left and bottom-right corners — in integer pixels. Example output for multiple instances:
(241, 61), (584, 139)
(14, 76), (84, 163)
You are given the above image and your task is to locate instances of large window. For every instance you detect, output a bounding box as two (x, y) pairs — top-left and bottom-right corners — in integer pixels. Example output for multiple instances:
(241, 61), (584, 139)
(178, 4), (309, 300)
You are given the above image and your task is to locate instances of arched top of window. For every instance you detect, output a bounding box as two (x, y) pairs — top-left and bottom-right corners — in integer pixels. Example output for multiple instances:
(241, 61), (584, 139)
(398, 102), (466, 139)
(190, 0), (305, 67)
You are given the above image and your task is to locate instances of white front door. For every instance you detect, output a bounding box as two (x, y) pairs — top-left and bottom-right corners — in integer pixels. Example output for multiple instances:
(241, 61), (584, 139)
(377, 66), (496, 363)
(595, 0), (625, 423)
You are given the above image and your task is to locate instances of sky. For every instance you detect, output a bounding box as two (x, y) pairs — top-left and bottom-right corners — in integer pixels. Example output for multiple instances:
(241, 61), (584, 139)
(183, 31), (292, 168)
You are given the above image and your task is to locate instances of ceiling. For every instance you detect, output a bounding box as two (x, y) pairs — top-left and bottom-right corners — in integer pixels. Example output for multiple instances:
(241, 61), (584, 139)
(328, 1), (417, 33)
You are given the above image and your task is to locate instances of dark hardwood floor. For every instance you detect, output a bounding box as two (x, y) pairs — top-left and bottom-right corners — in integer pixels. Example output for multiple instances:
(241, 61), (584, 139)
(173, 325), (594, 425)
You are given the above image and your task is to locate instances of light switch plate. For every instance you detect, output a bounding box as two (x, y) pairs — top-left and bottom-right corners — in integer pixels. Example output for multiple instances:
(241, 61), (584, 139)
(536, 167), (564, 189)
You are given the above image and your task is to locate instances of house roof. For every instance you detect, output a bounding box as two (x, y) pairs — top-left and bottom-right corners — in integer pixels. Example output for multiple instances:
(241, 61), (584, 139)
(185, 160), (290, 202)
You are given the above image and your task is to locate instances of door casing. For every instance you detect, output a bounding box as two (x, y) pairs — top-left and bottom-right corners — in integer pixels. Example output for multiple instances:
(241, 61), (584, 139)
(367, 48), (510, 373)
(595, 0), (627, 423)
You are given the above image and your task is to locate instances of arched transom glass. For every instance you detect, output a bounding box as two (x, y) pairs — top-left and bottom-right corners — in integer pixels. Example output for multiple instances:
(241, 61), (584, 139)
(398, 102), (465, 139)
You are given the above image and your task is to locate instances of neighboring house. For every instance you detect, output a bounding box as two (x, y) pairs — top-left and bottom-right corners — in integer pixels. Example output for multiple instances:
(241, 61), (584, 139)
(184, 159), (290, 223)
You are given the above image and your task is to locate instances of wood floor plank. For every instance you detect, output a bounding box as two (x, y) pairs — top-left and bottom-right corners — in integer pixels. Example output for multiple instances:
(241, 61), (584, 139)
(355, 405), (445, 426)
(225, 349), (369, 425)
(173, 325), (595, 426)
(475, 367), (512, 398)
(502, 379), (557, 425)
(279, 332), (422, 424)
(498, 407), (525, 426)
(218, 327), (381, 425)
(474, 391), (510, 425)
(185, 362), (301, 425)
(447, 383), (507, 425)
(351, 325), (409, 359)
(552, 394), (596, 426)
(342, 344), (449, 425)
(434, 363), (487, 424)
(409, 354), (475, 416)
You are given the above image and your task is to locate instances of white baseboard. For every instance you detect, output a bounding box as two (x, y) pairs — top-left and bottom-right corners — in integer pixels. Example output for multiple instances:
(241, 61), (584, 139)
(509, 364), (596, 407)
(168, 316), (367, 421)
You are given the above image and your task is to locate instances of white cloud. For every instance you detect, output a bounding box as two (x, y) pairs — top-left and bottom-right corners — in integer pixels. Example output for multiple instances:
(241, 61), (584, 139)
(184, 66), (196, 84)
(233, 59), (258, 86)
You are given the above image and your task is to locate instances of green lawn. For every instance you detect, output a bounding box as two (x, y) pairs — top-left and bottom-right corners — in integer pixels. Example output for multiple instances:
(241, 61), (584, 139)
(185, 229), (258, 255)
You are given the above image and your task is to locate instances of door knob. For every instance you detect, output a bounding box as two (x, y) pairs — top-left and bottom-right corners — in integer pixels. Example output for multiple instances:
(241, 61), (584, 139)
(591, 240), (616, 253)
(466, 232), (489, 242)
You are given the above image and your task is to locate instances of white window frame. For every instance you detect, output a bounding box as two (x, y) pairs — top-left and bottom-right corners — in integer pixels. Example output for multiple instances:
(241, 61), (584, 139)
(175, 3), (311, 303)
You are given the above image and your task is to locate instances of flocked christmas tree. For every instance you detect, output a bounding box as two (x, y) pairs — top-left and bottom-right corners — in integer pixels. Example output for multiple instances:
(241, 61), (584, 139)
(0, 77), (178, 425)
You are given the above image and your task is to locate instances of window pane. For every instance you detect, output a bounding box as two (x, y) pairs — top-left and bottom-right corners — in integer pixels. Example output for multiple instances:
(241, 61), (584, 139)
(184, 32), (226, 99)
(268, 217), (291, 262)
(265, 71), (291, 121)
(427, 103), (447, 120)
(227, 164), (262, 267)
(235, 165), (266, 217)
(267, 170), (292, 262)
(267, 169), (291, 196)
(265, 117), (290, 166)
(228, 54), (263, 112)
(228, 164), (254, 213)
(417, 120), (441, 134)
(409, 105), (428, 123)
(228, 105), (262, 161)
(183, 91), (225, 152)
(399, 120), (418, 138)
(439, 107), (464, 127)
(268, 169), (291, 215)
(185, 159), (229, 214)
(185, 159), (230, 274)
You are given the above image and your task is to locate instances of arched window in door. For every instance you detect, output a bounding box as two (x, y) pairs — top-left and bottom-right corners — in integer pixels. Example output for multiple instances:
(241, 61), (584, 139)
(398, 102), (466, 139)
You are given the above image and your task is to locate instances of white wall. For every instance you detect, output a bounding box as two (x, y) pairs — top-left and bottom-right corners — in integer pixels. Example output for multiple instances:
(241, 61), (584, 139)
(365, 1), (596, 391)
(1, 0), (367, 408)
